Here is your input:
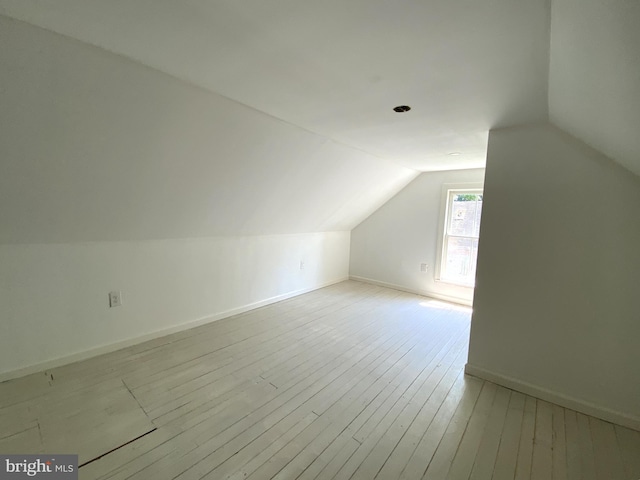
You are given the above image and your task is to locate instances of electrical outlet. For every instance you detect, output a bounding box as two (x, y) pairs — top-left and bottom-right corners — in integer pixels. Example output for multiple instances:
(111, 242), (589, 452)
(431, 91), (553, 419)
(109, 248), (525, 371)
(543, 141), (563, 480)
(109, 291), (122, 308)
(299, 261), (305, 270)
(420, 263), (428, 273)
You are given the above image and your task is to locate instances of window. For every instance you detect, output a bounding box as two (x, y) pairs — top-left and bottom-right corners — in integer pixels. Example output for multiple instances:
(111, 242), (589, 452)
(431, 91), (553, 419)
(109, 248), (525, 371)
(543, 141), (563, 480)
(436, 186), (483, 287)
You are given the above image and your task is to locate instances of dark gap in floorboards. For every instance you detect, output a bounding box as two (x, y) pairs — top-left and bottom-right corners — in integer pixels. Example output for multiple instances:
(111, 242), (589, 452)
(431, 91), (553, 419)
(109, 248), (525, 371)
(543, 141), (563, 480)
(78, 428), (157, 469)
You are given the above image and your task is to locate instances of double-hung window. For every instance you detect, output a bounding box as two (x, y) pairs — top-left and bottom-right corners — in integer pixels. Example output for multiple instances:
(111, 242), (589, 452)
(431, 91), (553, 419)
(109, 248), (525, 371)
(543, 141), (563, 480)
(436, 185), (483, 287)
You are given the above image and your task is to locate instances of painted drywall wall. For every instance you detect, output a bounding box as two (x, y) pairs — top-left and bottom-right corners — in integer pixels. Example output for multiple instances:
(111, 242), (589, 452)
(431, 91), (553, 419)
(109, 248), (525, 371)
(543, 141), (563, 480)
(549, 0), (640, 177)
(0, 15), (416, 244)
(0, 232), (349, 378)
(468, 124), (640, 428)
(350, 168), (485, 305)
(0, 17), (400, 377)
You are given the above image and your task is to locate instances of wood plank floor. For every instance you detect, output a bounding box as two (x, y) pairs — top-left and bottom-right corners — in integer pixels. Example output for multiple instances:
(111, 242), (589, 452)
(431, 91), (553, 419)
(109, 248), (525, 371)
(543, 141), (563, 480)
(1, 280), (639, 479)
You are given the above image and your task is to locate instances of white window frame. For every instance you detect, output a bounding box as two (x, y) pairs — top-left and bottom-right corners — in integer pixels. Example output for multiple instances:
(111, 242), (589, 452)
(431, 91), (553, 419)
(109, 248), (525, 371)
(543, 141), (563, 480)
(435, 182), (484, 288)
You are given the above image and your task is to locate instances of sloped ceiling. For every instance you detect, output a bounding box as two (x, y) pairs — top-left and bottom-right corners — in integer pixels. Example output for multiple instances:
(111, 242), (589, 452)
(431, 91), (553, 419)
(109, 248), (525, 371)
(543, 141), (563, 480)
(1, 0), (636, 244)
(0, 16), (416, 243)
(549, 0), (640, 177)
(0, 0), (551, 171)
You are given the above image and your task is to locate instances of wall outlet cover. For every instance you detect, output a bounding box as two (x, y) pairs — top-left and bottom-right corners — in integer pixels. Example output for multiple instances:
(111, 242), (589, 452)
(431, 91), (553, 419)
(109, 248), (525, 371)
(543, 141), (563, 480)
(109, 291), (122, 308)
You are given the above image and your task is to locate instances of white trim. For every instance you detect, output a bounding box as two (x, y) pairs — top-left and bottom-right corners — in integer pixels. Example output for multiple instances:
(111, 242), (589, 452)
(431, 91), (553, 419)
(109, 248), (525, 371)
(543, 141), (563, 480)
(349, 275), (472, 307)
(0, 276), (349, 383)
(465, 363), (640, 432)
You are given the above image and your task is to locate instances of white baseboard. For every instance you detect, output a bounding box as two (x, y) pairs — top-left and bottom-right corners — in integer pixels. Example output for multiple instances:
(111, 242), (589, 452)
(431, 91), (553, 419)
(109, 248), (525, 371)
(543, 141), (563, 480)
(0, 276), (348, 383)
(465, 363), (640, 432)
(349, 275), (472, 307)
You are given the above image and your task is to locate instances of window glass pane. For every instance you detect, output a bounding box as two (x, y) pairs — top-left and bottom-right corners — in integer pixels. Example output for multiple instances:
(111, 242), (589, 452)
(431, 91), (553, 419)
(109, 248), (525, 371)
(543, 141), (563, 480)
(442, 236), (479, 286)
(448, 194), (482, 237)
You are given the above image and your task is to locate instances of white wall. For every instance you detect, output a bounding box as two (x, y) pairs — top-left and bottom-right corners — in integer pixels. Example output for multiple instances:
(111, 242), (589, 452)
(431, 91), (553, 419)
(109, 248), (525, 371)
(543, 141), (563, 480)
(0, 17), (405, 378)
(349, 168), (485, 305)
(0, 232), (349, 378)
(468, 124), (640, 429)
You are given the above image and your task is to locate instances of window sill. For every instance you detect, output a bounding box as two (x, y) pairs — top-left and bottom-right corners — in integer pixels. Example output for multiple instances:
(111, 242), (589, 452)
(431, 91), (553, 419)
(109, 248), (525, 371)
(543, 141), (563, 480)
(435, 278), (475, 289)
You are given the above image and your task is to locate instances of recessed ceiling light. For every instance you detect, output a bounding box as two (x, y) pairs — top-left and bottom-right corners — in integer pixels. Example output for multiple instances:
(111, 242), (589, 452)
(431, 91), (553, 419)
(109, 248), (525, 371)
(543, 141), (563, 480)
(393, 105), (411, 113)
(448, 152), (462, 156)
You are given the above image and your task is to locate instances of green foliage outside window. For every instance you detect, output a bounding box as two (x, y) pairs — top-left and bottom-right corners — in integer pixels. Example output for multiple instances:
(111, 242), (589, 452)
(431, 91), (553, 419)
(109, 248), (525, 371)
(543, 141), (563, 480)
(454, 194), (483, 202)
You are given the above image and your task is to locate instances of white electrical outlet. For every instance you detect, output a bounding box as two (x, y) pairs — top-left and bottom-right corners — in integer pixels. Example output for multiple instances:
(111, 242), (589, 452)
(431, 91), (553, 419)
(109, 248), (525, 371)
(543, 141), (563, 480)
(420, 263), (428, 273)
(109, 291), (122, 308)
(299, 261), (305, 270)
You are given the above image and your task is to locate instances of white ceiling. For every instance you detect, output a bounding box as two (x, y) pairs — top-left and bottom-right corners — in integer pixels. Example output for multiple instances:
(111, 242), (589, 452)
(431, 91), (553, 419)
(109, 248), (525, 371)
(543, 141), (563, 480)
(0, 0), (552, 172)
(0, 15), (418, 243)
(549, 0), (640, 178)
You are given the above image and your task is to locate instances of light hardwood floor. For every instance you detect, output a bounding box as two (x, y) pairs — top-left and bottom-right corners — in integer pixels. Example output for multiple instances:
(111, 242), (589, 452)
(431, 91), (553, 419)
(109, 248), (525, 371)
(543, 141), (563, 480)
(1, 280), (639, 479)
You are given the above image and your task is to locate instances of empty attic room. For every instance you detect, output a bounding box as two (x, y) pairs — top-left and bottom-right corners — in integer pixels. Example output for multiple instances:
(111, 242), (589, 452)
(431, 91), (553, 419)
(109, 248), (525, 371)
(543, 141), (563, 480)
(1, 0), (639, 479)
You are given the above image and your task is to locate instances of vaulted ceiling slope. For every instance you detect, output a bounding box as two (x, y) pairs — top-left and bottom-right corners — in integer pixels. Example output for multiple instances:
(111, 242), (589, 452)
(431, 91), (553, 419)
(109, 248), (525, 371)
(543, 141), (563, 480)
(0, 0), (552, 172)
(549, 0), (640, 178)
(2, 1), (638, 245)
(0, 16), (416, 243)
